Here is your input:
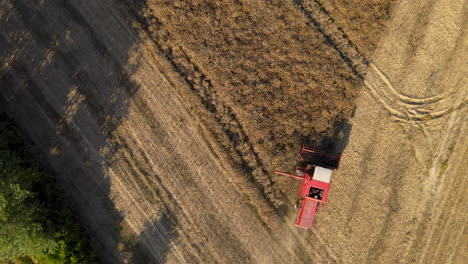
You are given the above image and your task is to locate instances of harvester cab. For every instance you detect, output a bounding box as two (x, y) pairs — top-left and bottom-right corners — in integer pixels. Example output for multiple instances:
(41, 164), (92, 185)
(276, 145), (341, 229)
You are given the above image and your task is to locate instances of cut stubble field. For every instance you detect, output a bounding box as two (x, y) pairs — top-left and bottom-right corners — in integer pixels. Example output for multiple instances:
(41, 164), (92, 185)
(0, 0), (466, 263)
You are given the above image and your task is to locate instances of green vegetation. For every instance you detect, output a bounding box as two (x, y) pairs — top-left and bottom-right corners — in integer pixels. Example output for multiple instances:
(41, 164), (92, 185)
(118, 222), (139, 255)
(422, 114), (434, 121)
(448, 143), (455, 153)
(0, 115), (97, 264)
(425, 159), (433, 170)
(440, 159), (449, 175)
(440, 143), (456, 175)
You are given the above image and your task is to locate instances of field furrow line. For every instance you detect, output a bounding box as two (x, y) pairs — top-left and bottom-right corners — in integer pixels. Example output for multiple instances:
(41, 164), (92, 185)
(412, 102), (467, 263)
(107, 165), (188, 263)
(430, 176), (467, 264)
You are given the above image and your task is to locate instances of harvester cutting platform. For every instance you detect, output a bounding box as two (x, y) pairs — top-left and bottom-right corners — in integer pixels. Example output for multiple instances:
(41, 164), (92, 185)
(276, 145), (341, 229)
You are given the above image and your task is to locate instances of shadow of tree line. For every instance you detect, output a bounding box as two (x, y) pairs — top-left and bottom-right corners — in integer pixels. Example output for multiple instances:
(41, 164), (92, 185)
(0, 0), (175, 263)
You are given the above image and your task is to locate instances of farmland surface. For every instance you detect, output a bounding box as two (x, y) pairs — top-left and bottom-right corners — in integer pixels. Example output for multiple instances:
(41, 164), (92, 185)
(0, 0), (466, 263)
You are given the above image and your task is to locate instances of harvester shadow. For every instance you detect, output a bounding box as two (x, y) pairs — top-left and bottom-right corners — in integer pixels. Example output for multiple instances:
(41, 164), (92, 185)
(301, 107), (355, 155)
(321, 118), (353, 155)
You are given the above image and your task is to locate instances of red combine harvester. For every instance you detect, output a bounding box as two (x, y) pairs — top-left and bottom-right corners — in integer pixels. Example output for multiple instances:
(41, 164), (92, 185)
(276, 145), (341, 229)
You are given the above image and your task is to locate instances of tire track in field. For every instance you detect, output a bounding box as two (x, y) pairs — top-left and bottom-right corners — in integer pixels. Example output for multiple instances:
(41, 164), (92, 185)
(111, 137), (213, 263)
(403, 104), (467, 263)
(294, 0), (464, 123)
(110, 132), (204, 263)
(363, 63), (465, 123)
(413, 103), (467, 263)
(428, 163), (467, 264)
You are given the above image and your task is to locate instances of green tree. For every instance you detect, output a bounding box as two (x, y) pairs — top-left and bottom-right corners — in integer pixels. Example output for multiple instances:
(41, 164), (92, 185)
(0, 150), (57, 261)
(0, 118), (97, 263)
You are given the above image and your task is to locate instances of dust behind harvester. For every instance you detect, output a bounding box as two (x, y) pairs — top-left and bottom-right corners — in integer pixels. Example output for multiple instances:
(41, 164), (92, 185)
(276, 145), (341, 229)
